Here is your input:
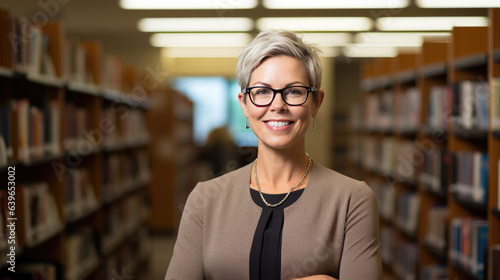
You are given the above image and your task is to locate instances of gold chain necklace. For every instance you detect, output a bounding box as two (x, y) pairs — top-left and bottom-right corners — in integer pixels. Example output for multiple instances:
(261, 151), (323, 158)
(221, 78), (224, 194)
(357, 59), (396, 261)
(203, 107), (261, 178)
(253, 153), (312, 208)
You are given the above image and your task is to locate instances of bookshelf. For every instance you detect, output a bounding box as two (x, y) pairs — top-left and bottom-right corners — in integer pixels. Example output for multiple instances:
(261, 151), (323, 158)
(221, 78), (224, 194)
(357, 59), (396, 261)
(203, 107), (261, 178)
(147, 87), (197, 232)
(0, 8), (153, 279)
(355, 9), (500, 280)
(488, 8), (500, 280)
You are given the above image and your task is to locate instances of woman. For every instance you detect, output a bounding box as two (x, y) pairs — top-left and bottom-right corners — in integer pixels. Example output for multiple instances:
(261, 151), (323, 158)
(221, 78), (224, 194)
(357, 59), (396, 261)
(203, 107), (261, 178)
(165, 30), (382, 280)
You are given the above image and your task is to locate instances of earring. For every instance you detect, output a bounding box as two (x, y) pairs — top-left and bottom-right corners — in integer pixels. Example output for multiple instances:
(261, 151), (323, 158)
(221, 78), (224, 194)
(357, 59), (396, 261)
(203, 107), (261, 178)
(245, 119), (250, 129)
(313, 120), (317, 130)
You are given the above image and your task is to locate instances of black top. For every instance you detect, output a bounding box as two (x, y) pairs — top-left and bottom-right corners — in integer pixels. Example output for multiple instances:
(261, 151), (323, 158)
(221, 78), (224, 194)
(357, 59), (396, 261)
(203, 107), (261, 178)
(249, 188), (305, 280)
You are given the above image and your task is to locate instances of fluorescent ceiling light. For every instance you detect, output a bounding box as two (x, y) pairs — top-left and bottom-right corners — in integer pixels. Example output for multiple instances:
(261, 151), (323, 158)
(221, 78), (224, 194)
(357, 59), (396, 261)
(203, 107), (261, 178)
(138, 18), (253, 32)
(377, 17), (488, 31)
(264, 0), (409, 9)
(120, 0), (257, 9)
(343, 45), (398, 57)
(162, 47), (244, 57)
(355, 32), (450, 46)
(299, 33), (352, 46)
(257, 17), (372, 31)
(150, 33), (252, 47)
(316, 47), (340, 57)
(417, 0), (500, 8)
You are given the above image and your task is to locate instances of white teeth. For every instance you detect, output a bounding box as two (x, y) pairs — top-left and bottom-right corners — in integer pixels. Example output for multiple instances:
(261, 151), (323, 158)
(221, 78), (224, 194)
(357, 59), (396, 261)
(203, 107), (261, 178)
(267, 121), (290, 127)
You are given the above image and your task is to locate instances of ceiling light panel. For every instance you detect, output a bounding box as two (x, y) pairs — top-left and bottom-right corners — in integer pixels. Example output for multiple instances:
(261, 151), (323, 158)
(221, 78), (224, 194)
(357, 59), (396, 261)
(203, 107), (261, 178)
(163, 47), (245, 57)
(417, 0), (500, 8)
(257, 17), (372, 32)
(355, 32), (450, 45)
(120, 0), (257, 10)
(264, 0), (409, 9)
(343, 45), (398, 57)
(377, 17), (489, 31)
(138, 18), (253, 32)
(150, 33), (252, 47)
(299, 33), (352, 46)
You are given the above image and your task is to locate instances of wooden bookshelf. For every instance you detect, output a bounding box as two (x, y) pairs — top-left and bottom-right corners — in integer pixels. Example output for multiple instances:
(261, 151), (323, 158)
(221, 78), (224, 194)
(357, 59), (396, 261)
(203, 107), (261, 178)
(0, 8), (154, 279)
(488, 8), (500, 280)
(355, 11), (500, 279)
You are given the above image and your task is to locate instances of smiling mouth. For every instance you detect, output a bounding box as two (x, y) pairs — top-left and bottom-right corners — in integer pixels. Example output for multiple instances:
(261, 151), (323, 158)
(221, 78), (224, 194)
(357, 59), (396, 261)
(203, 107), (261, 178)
(266, 121), (293, 127)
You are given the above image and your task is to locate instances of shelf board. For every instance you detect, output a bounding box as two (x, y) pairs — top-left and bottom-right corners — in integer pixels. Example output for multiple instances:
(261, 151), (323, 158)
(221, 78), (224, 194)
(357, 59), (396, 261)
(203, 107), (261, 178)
(66, 81), (101, 96)
(453, 194), (487, 214)
(492, 208), (500, 219)
(420, 125), (448, 138)
(452, 129), (488, 139)
(422, 240), (447, 263)
(492, 130), (500, 139)
(421, 184), (447, 200)
(397, 225), (417, 241)
(421, 63), (447, 78)
(0, 66), (14, 78)
(494, 49), (500, 63)
(396, 70), (416, 84)
(26, 73), (65, 88)
(101, 139), (150, 153)
(13, 154), (65, 168)
(453, 53), (488, 70)
(452, 262), (485, 280)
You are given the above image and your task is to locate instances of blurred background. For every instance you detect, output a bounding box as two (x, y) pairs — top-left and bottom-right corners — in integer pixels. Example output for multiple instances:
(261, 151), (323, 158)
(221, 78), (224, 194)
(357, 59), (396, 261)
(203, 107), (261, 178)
(0, 1), (499, 279)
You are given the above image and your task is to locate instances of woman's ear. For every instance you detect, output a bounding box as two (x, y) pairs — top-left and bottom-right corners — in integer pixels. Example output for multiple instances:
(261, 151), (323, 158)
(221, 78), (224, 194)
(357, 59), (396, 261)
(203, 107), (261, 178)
(312, 90), (324, 117)
(238, 92), (249, 118)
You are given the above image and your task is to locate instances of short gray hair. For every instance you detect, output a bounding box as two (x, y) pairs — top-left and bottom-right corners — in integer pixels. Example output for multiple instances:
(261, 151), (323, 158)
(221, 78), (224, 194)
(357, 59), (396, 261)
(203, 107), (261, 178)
(236, 30), (323, 98)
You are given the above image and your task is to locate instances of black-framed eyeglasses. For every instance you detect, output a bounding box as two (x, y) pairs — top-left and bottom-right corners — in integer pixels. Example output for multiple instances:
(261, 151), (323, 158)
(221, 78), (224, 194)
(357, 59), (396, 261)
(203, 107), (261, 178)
(245, 86), (317, 107)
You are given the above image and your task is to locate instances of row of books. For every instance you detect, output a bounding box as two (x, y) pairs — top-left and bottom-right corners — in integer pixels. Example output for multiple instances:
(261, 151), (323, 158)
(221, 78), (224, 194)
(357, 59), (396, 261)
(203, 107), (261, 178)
(380, 227), (394, 266)
(361, 137), (417, 183)
(101, 150), (151, 204)
(421, 265), (447, 280)
(102, 228), (150, 280)
(491, 78), (500, 130)
(424, 205), (448, 254)
(491, 245), (500, 280)
(450, 217), (488, 279)
(369, 179), (395, 222)
(395, 192), (419, 236)
(65, 227), (99, 280)
(363, 88), (421, 132)
(418, 149), (451, 196)
(0, 97), (150, 166)
(393, 242), (418, 280)
(1, 10), (144, 95)
(64, 168), (99, 223)
(451, 81), (489, 131)
(0, 98), (61, 164)
(450, 151), (488, 205)
(427, 81), (489, 131)
(101, 108), (150, 150)
(7, 17), (56, 79)
(101, 192), (150, 255)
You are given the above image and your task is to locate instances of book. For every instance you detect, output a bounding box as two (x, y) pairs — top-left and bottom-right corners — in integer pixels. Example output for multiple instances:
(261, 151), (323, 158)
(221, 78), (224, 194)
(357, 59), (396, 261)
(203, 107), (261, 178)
(490, 245), (500, 280)
(20, 182), (62, 247)
(450, 217), (488, 279)
(64, 168), (98, 222)
(451, 151), (488, 204)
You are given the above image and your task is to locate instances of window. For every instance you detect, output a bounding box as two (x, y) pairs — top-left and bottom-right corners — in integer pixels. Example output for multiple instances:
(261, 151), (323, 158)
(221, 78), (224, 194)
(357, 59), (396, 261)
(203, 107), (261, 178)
(172, 77), (258, 147)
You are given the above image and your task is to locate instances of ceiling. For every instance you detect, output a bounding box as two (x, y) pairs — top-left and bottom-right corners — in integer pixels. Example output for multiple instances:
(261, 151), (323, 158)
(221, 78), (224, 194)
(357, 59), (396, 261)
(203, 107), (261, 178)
(0, 0), (490, 66)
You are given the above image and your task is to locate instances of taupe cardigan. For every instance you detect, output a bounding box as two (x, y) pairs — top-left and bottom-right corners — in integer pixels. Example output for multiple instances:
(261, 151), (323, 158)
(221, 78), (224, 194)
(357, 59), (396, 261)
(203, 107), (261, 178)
(165, 162), (382, 280)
